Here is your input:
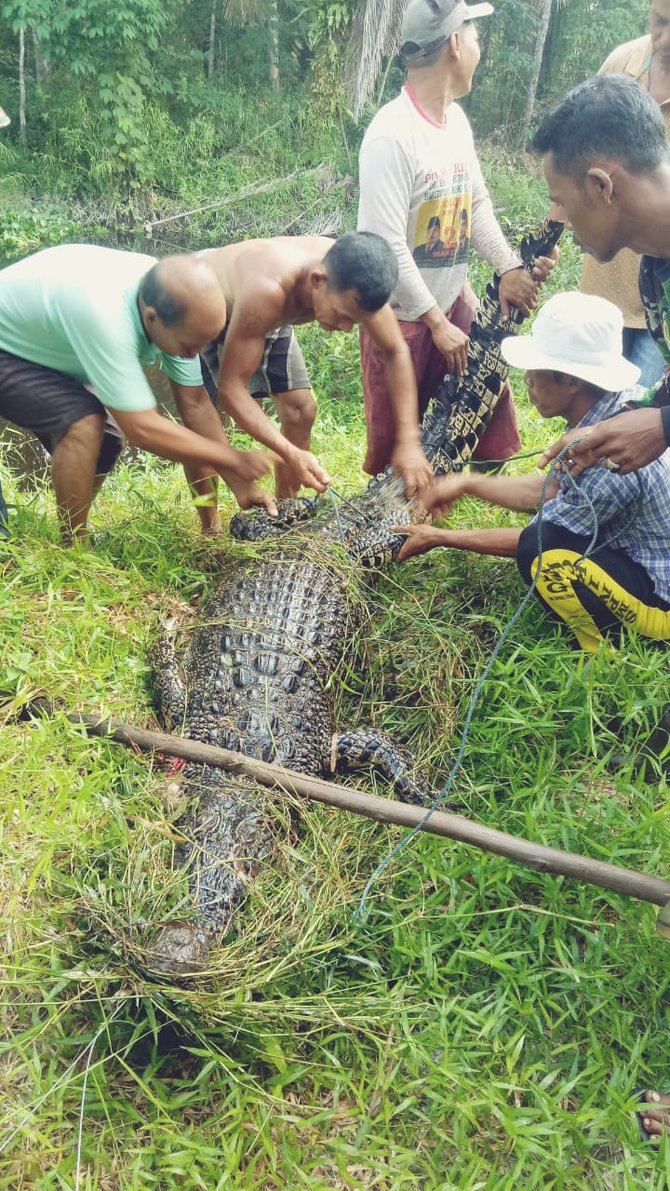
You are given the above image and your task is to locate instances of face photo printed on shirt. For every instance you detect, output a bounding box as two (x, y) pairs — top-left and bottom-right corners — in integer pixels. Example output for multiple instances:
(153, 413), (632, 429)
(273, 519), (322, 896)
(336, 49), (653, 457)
(412, 196), (472, 269)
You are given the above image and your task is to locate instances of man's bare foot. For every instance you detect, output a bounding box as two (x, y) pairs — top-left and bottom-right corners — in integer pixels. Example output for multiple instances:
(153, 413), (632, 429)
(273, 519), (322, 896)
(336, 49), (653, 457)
(63, 529), (93, 550)
(639, 1089), (670, 1140)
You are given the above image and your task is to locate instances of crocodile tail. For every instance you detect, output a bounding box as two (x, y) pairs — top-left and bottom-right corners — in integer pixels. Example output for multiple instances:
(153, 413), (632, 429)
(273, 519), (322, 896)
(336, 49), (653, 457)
(421, 216), (565, 472)
(518, 216), (565, 268)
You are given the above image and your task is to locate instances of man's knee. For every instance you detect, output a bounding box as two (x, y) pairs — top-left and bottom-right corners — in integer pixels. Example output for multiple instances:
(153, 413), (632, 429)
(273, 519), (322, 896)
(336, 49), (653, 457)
(54, 412), (106, 452)
(56, 412), (124, 476)
(517, 521), (587, 586)
(276, 388), (317, 431)
(517, 523), (536, 584)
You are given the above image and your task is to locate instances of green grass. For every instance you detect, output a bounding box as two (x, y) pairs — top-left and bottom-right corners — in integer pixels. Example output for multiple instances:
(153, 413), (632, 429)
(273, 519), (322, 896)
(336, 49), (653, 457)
(2, 192), (670, 1189)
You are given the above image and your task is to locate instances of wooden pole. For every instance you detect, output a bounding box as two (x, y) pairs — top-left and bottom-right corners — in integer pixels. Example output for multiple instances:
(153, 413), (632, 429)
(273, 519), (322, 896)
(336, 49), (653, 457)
(62, 712), (670, 911)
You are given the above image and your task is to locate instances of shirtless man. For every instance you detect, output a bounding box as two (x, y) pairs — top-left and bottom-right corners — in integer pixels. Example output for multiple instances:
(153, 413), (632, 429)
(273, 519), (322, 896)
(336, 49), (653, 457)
(194, 231), (432, 530)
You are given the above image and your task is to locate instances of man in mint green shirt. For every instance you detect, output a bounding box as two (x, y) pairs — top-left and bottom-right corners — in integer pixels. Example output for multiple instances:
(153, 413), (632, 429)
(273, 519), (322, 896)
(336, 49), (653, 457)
(0, 244), (276, 543)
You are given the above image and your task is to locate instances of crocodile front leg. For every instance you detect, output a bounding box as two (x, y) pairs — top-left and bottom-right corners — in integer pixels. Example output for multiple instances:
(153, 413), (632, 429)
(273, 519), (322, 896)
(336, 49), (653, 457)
(334, 728), (435, 807)
(149, 628), (187, 733)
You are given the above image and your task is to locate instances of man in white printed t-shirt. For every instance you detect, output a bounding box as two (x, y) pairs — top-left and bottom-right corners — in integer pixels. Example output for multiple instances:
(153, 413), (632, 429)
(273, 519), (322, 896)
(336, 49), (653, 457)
(357, 0), (556, 475)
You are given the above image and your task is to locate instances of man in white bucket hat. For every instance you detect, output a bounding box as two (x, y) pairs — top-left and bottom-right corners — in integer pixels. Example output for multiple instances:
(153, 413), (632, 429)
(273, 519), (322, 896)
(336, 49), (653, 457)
(394, 292), (670, 652)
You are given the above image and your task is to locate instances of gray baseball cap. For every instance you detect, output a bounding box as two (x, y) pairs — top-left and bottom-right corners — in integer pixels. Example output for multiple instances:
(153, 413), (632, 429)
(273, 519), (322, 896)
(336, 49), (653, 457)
(401, 0), (494, 61)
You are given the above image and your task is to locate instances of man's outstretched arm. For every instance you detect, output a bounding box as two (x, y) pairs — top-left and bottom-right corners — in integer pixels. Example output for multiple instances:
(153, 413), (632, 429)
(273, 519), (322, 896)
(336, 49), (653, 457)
(392, 470), (551, 560)
(394, 524), (522, 561)
(418, 471), (554, 518)
(537, 407), (669, 476)
(217, 301), (330, 494)
(111, 405), (276, 514)
(361, 304), (432, 496)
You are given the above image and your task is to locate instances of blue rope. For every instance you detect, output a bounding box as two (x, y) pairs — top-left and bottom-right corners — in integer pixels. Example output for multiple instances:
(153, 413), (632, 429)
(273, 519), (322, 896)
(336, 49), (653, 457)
(355, 443), (600, 922)
(326, 485), (378, 526)
(452, 447), (546, 471)
(324, 486), (347, 541)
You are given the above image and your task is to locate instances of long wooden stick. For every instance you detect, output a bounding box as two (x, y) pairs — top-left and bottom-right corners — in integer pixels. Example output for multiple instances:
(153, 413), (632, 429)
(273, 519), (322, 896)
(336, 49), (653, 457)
(61, 712), (670, 910)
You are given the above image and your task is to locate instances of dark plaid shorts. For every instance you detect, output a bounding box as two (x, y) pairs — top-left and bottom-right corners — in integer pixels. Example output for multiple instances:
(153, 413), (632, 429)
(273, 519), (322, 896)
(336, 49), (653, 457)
(0, 347), (124, 475)
(200, 323), (311, 403)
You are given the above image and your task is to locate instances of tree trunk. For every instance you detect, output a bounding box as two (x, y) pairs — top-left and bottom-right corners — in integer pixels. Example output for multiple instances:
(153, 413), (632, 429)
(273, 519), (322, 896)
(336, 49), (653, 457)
(518, 0), (552, 150)
(475, 11), (496, 81)
(32, 27), (49, 83)
(18, 26), (26, 147)
(375, 53), (394, 109)
(536, 2), (559, 105)
(268, 0), (279, 90)
(208, 0), (216, 79)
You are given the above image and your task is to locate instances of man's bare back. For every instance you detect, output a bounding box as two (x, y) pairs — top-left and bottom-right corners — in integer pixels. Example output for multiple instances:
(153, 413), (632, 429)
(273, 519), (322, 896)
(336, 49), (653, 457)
(198, 237), (335, 328)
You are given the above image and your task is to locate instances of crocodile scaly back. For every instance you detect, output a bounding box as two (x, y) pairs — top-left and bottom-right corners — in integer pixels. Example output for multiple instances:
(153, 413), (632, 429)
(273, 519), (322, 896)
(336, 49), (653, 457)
(146, 217), (564, 973)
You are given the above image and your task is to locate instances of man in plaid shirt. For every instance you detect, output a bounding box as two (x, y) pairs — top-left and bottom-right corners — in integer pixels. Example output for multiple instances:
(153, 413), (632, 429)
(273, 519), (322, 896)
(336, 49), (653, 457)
(393, 292), (670, 653)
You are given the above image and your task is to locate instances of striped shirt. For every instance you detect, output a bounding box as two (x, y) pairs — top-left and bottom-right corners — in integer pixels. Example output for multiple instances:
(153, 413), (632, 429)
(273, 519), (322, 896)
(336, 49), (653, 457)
(537, 390), (670, 603)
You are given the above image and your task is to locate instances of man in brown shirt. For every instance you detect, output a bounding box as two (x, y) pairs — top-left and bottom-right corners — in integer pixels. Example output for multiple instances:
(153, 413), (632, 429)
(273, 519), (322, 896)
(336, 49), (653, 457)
(580, 0), (670, 386)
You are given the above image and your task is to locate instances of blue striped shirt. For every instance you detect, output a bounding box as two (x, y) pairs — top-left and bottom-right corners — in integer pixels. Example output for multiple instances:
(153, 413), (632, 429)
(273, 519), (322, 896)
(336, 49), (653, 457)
(536, 390), (670, 603)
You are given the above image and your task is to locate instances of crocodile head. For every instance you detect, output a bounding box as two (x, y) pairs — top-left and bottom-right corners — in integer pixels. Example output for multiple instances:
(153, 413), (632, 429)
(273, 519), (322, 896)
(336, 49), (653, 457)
(144, 921), (213, 978)
(143, 765), (273, 978)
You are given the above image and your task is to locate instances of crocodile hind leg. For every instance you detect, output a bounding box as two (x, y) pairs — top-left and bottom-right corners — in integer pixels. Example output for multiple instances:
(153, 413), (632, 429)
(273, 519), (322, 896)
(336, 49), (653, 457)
(149, 626), (187, 734)
(334, 728), (436, 807)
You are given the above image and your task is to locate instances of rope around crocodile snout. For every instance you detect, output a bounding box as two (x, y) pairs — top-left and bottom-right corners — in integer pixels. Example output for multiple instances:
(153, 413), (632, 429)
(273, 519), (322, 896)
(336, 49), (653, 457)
(355, 442), (618, 921)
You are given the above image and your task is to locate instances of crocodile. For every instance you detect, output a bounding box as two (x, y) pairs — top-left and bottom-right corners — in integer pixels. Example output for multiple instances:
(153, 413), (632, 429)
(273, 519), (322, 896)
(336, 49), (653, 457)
(146, 218), (563, 976)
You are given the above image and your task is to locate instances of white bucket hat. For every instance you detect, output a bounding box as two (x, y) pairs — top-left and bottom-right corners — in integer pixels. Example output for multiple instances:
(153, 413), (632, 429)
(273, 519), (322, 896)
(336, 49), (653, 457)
(500, 291), (641, 391)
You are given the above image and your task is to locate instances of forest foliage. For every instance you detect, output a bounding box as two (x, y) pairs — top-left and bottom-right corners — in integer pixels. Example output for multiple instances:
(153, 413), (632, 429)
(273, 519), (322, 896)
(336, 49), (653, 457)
(0, 0), (654, 253)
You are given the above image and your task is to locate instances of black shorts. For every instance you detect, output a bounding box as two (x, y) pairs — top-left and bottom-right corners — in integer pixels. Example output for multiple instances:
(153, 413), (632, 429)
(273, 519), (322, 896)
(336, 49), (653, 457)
(200, 324), (311, 403)
(0, 347), (124, 475)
